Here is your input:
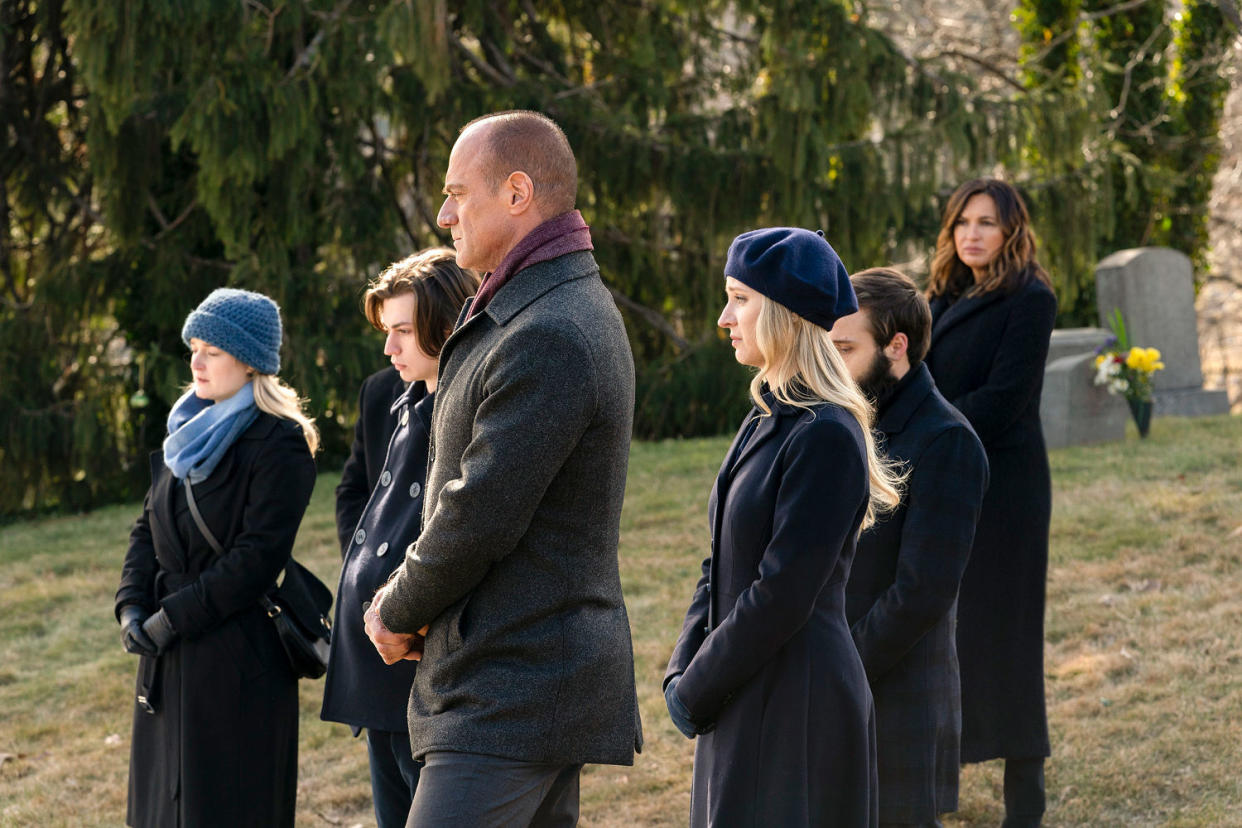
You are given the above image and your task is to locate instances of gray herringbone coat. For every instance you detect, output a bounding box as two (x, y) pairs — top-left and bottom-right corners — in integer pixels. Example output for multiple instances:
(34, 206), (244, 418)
(379, 249), (642, 766)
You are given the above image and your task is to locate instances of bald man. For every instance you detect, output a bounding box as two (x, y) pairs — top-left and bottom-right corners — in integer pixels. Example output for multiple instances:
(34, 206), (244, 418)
(364, 111), (641, 826)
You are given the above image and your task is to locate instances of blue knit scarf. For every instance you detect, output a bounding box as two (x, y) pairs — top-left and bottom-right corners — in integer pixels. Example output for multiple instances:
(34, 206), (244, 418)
(163, 384), (259, 482)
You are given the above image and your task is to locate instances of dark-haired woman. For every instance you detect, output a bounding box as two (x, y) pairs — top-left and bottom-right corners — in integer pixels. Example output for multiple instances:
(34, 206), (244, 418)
(924, 179), (1057, 827)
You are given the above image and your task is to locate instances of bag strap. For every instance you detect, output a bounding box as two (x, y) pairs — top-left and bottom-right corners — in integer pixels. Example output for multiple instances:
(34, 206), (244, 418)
(184, 480), (225, 555)
(185, 479), (283, 618)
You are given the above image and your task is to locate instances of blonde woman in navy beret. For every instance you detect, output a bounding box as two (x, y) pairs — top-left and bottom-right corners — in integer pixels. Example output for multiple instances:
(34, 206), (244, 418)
(665, 228), (903, 827)
(114, 288), (318, 828)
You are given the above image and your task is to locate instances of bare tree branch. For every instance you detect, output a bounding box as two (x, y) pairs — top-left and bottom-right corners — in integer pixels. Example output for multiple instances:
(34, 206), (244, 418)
(448, 30), (516, 87)
(606, 285), (691, 352)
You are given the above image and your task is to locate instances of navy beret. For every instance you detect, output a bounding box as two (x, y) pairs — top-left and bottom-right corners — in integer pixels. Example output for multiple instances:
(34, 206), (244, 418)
(182, 288), (283, 375)
(724, 227), (857, 330)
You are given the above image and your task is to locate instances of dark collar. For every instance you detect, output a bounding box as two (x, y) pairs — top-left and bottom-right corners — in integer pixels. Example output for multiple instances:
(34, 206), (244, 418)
(389, 380), (427, 416)
(876, 362), (936, 435)
(930, 287), (1006, 341)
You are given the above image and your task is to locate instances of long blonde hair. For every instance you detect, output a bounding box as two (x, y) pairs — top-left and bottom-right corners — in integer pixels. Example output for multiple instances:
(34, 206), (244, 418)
(182, 374), (322, 456)
(750, 296), (904, 531)
(185, 372), (320, 454)
(252, 374), (319, 454)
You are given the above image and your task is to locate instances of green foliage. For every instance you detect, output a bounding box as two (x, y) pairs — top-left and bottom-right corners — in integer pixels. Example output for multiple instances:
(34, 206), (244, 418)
(2, 0), (1236, 515)
(1168, 0), (1234, 274)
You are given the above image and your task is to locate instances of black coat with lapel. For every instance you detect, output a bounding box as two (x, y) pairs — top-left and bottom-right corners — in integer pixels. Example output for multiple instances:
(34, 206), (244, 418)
(334, 366), (407, 554)
(846, 363), (989, 822)
(925, 278), (1057, 762)
(667, 396), (878, 827)
(114, 413), (316, 828)
(322, 381), (430, 733)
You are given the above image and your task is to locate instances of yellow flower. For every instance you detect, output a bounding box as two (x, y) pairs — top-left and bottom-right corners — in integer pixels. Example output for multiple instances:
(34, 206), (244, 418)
(1125, 347), (1165, 374)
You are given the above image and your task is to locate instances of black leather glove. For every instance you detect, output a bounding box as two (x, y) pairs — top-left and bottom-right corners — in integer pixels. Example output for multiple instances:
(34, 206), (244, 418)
(120, 605), (157, 657)
(141, 608), (178, 655)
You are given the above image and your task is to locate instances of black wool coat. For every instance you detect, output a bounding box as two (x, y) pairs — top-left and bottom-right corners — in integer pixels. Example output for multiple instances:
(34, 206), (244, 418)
(925, 278), (1057, 762)
(846, 363), (989, 823)
(114, 413), (316, 828)
(333, 366), (406, 554)
(322, 380), (430, 733)
(666, 397), (878, 828)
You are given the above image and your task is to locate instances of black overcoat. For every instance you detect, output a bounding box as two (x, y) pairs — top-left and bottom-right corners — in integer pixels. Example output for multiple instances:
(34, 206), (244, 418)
(845, 364), (989, 822)
(925, 278), (1057, 762)
(114, 413), (316, 828)
(322, 381), (430, 733)
(333, 366), (406, 553)
(666, 396), (878, 827)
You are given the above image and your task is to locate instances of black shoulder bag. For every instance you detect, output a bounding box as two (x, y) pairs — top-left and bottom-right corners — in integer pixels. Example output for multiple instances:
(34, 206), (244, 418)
(185, 480), (333, 679)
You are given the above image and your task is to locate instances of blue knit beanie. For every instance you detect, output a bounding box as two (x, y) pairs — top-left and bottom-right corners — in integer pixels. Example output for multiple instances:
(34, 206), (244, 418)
(724, 228), (857, 331)
(181, 288), (283, 375)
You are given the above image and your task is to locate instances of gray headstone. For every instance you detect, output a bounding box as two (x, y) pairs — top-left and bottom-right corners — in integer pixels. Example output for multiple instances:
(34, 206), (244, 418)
(1046, 327), (1113, 365)
(1041, 352), (1128, 449)
(1095, 247), (1202, 390)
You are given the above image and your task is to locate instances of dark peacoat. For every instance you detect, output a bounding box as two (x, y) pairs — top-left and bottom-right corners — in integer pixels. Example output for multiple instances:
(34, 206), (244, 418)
(333, 366), (406, 554)
(322, 381), (430, 733)
(378, 249), (641, 766)
(925, 278), (1057, 762)
(846, 363), (989, 823)
(114, 413), (316, 828)
(666, 396), (878, 828)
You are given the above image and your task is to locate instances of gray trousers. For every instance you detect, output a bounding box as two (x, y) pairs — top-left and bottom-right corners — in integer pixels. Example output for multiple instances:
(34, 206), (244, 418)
(405, 751), (582, 827)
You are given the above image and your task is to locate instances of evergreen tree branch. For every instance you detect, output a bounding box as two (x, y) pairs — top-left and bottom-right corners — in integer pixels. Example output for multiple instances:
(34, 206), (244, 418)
(286, 0), (353, 81)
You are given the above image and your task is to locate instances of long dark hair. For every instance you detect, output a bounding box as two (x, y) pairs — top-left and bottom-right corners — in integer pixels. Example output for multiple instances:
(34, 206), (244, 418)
(927, 178), (1052, 300)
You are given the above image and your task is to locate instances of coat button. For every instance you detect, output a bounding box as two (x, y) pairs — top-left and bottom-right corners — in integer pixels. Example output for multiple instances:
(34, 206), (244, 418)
(380, 470), (392, 487)
(409, 482), (421, 499)
(354, 528), (366, 545)
(399, 409), (409, 426)
(376, 542), (389, 557)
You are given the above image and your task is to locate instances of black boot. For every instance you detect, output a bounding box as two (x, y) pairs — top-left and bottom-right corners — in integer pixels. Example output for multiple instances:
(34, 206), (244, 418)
(1001, 757), (1045, 827)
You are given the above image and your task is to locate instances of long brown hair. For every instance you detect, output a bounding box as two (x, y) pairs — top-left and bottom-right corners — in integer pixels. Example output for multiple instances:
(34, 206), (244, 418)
(927, 178), (1052, 300)
(363, 248), (480, 358)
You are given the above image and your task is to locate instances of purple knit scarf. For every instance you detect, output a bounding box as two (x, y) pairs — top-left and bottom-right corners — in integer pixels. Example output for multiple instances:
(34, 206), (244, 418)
(467, 210), (594, 319)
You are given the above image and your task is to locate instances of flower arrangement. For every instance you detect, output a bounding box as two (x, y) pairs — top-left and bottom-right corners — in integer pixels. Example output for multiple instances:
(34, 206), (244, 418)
(1094, 309), (1165, 437)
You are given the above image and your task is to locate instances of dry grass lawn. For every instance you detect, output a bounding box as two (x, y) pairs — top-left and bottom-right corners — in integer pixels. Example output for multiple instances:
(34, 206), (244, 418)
(1, 414), (1240, 826)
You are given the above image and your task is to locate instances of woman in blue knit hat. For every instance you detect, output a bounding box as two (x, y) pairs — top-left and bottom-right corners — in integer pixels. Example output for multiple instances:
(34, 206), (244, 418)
(665, 228), (903, 827)
(114, 287), (319, 828)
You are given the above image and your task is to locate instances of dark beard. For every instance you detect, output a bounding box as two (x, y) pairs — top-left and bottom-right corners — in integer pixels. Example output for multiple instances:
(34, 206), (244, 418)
(858, 349), (899, 405)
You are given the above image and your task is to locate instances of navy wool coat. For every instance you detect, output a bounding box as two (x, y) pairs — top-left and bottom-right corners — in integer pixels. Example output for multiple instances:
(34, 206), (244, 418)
(666, 396), (878, 828)
(378, 250), (641, 766)
(925, 278), (1057, 762)
(846, 363), (989, 823)
(114, 414), (316, 828)
(332, 366), (406, 553)
(322, 380), (430, 733)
